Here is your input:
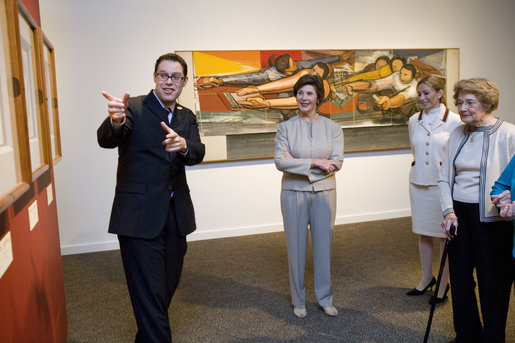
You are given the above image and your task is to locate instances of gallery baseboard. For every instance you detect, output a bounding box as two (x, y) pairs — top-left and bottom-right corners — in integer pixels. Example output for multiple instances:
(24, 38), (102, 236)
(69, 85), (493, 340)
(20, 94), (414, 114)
(60, 209), (411, 255)
(334, 208), (411, 225)
(60, 240), (121, 256)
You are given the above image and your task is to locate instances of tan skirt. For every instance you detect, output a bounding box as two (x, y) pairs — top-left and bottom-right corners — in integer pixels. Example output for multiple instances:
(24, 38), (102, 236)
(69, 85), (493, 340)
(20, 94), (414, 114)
(409, 183), (445, 238)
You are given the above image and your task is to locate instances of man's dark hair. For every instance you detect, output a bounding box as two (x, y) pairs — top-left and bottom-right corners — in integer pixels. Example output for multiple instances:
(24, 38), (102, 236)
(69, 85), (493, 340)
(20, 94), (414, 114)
(293, 74), (325, 103)
(154, 53), (188, 76)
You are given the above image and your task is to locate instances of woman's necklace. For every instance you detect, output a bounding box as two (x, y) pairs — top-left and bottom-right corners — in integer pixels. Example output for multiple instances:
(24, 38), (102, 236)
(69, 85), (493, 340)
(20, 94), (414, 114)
(469, 131), (480, 143)
(469, 116), (497, 142)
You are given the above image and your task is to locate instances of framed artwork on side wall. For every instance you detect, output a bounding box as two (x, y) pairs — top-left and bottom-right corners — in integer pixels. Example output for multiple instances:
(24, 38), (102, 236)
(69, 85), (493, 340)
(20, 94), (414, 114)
(18, 9), (48, 177)
(0, 0), (63, 211)
(42, 33), (62, 165)
(0, 0), (19, 198)
(176, 49), (459, 162)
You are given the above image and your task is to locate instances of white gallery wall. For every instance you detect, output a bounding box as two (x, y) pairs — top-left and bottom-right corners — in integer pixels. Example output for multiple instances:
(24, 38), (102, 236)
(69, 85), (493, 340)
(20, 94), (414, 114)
(38, 0), (515, 255)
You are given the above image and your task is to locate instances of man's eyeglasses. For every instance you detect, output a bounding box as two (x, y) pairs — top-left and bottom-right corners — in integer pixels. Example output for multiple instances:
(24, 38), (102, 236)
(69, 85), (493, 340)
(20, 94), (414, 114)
(156, 73), (185, 83)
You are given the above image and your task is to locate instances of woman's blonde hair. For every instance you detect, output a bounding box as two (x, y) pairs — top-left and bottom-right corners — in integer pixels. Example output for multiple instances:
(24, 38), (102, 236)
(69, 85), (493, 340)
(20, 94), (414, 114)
(417, 75), (446, 103)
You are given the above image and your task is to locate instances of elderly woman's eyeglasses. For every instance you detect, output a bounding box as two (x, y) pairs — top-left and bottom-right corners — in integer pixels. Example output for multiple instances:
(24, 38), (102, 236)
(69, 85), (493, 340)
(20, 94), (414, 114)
(156, 73), (185, 83)
(456, 100), (479, 108)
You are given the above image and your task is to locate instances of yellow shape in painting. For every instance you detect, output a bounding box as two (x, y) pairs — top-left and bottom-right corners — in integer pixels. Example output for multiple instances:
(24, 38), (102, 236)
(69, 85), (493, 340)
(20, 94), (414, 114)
(193, 51), (261, 76)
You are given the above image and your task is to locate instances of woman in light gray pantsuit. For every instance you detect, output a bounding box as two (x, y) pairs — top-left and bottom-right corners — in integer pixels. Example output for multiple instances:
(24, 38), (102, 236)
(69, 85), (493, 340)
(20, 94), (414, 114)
(274, 74), (344, 319)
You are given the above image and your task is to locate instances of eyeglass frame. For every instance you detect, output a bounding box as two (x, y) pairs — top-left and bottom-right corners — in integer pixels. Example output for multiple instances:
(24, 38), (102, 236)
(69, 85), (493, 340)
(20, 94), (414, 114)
(155, 72), (186, 83)
(455, 99), (481, 109)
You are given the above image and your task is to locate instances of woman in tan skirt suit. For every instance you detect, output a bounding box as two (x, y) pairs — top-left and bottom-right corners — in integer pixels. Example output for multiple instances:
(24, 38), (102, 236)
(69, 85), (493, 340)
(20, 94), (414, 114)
(407, 75), (461, 303)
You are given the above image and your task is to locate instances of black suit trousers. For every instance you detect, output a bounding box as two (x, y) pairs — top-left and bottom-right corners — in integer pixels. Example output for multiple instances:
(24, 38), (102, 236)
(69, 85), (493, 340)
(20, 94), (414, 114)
(118, 198), (187, 343)
(450, 201), (513, 343)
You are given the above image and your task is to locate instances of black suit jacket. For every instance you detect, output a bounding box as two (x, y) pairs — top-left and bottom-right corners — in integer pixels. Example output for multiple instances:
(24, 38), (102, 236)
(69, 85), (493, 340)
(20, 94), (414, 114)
(97, 91), (205, 239)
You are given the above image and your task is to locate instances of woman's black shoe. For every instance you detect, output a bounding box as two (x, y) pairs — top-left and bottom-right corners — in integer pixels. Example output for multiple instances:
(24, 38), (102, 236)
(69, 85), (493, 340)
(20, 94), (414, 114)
(429, 284), (450, 304)
(406, 276), (436, 295)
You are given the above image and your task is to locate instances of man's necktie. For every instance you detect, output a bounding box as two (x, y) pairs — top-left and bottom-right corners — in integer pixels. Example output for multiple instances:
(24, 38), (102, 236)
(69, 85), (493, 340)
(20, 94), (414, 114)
(166, 108), (172, 124)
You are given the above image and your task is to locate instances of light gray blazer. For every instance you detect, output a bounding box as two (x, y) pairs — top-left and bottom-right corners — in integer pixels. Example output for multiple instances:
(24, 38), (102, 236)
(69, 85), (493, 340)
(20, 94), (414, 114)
(274, 115), (344, 191)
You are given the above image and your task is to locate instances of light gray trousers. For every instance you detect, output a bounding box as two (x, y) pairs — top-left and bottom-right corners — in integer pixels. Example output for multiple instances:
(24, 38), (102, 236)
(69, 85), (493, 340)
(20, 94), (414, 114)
(280, 189), (336, 308)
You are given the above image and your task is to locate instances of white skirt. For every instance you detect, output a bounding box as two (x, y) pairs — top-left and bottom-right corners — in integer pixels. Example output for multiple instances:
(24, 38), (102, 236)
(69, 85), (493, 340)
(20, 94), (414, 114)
(409, 183), (445, 238)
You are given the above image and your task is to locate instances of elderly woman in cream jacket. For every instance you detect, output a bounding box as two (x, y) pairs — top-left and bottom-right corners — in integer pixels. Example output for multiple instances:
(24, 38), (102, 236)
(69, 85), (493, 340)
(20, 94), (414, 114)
(274, 74), (343, 319)
(439, 78), (515, 343)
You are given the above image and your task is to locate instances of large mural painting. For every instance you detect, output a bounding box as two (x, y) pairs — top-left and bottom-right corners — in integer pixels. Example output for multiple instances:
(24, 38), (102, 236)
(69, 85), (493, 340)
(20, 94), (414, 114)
(177, 49), (459, 162)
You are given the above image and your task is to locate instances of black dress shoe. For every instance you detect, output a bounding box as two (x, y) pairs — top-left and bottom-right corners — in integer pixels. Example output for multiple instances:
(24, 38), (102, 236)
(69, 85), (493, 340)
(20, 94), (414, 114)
(406, 276), (436, 295)
(429, 284), (450, 304)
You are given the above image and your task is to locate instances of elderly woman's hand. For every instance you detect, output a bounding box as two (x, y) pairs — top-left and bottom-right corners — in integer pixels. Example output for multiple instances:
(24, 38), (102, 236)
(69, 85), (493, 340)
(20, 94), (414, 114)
(499, 201), (515, 220)
(442, 213), (458, 240)
(491, 190), (511, 206)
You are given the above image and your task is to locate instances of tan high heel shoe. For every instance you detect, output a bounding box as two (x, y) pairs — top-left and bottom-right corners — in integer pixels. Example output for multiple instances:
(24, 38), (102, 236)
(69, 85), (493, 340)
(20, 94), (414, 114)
(322, 306), (338, 317)
(293, 307), (307, 318)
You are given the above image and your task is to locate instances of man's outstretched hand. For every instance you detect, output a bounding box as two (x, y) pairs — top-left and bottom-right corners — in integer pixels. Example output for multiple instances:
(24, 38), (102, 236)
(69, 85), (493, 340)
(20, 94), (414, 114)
(102, 91), (130, 124)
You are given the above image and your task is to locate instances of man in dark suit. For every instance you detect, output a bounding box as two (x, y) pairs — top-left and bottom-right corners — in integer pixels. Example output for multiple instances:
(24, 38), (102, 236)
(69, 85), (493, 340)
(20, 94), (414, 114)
(97, 53), (205, 343)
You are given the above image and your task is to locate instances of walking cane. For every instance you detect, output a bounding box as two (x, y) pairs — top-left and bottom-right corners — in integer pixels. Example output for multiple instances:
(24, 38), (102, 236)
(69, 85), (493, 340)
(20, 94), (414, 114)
(423, 224), (456, 343)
